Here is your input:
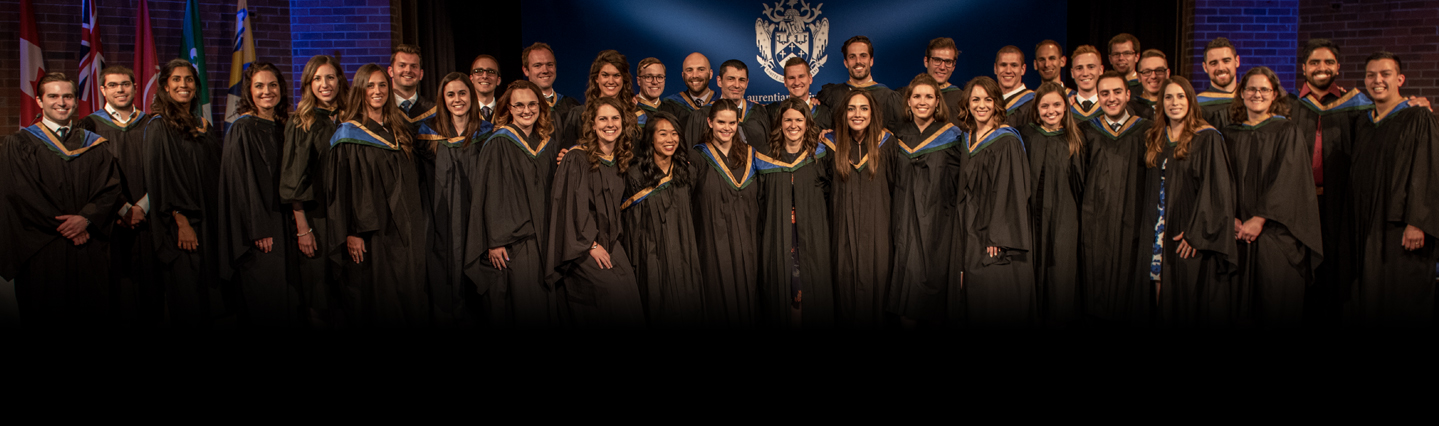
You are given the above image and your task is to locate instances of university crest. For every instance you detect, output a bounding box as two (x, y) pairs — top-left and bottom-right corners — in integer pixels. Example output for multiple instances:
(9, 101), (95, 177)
(755, 0), (829, 84)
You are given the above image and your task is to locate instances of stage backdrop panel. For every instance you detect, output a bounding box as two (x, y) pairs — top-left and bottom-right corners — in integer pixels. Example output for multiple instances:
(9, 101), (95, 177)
(523, 0), (1066, 105)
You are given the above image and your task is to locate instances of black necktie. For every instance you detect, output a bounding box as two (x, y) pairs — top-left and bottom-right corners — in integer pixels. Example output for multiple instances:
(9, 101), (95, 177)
(1081, 100), (1094, 110)
(56, 127), (69, 140)
(480, 106), (492, 121)
(1110, 122), (1121, 131)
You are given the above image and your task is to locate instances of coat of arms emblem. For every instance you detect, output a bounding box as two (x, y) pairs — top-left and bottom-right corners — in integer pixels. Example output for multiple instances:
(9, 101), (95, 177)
(755, 0), (829, 84)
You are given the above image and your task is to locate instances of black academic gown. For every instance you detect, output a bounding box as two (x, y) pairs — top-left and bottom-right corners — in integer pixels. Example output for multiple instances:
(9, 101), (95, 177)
(323, 118), (428, 329)
(465, 124), (564, 329)
(755, 143), (835, 329)
(1150, 127), (1240, 328)
(1, 125), (121, 329)
(78, 110), (161, 327)
(818, 81), (907, 132)
(1197, 88), (1235, 129)
(547, 92), (582, 139)
(415, 121), (490, 328)
(686, 100), (771, 155)
(1286, 89), (1372, 327)
(1070, 93), (1105, 122)
(1019, 123), (1085, 328)
(219, 114), (296, 327)
(280, 108), (338, 323)
(1349, 101), (1439, 328)
(1079, 116), (1155, 325)
(887, 122), (964, 324)
(691, 141), (761, 328)
(822, 131), (897, 330)
(940, 83), (965, 125)
(660, 91), (714, 136)
(545, 148), (645, 329)
(622, 162), (706, 328)
(950, 126), (1036, 328)
(1004, 89), (1037, 128)
(400, 95), (438, 131)
(1128, 96), (1158, 121)
(145, 115), (225, 328)
(1225, 117), (1323, 328)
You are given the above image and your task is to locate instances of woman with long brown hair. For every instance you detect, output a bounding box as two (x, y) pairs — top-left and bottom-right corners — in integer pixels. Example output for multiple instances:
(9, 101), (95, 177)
(218, 62), (295, 327)
(1223, 67), (1321, 329)
(558, 50), (636, 149)
(1019, 81), (1086, 328)
(691, 99), (761, 328)
(144, 58), (224, 328)
(755, 97), (833, 329)
(824, 89), (896, 330)
(280, 54), (347, 327)
(887, 73), (964, 328)
(545, 96), (644, 328)
(466, 80), (563, 329)
(323, 63), (427, 328)
(1144, 76), (1237, 328)
(948, 76), (1035, 328)
(415, 72), (491, 328)
(622, 111), (705, 328)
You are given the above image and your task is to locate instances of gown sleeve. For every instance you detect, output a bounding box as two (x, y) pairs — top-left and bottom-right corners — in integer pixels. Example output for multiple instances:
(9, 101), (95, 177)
(543, 152), (599, 286)
(1179, 131), (1239, 269)
(979, 134), (1033, 255)
(1251, 123), (1324, 263)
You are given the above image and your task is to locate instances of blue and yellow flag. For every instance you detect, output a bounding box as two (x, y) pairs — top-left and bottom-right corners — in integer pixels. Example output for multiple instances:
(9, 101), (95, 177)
(223, 0), (257, 130)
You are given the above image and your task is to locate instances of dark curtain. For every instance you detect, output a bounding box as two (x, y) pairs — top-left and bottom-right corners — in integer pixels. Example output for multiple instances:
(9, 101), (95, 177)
(396, 0), (458, 100)
(1068, 0), (1184, 77)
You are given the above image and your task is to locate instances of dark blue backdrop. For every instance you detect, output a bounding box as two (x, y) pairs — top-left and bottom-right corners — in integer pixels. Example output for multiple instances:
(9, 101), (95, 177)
(523, 0), (1067, 103)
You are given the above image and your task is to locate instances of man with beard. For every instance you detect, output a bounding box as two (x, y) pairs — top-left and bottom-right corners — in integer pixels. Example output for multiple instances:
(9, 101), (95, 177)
(1034, 40), (1068, 91)
(523, 42), (580, 115)
(390, 44), (435, 127)
(995, 45), (1036, 127)
(468, 54), (501, 122)
(661, 52), (716, 135)
(1197, 38), (1240, 128)
(768, 57), (831, 130)
(1069, 45), (1106, 121)
(925, 37), (964, 124)
(635, 57), (666, 117)
(1128, 49), (1170, 120)
(817, 35), (905, 132)
(685, 60), (770, 154)
(76, 66), (159, 327)
(1108, 33), (1143, 99)
(1349, 52), (1439, 328)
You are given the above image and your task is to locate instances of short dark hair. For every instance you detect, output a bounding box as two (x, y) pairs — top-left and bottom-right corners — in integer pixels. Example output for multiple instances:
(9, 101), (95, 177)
(1097, 70), (1128, 90)
(390, 44), (421, 65)
(1365, 51), (1404, 73)
(35, 72), (76, 97)
(1204, 37), (1236, 58)
(1108, 33), (1140, 53)
(100, 65), (135, 85)
(927, 37), (959, 58)
(1299, 38), (1341, 64)
(521, 42), (555, 67)
(995, 45), (1025, 64)
(1035, 40), (1063, 56)
(783, 56), (809, 73)
(843, 35), (874, 57)
(719, 59), (748, 78)
(1140, 49), (1167, 61)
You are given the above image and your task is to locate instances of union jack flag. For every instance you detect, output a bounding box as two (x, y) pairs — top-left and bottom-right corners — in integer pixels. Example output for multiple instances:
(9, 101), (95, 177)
(77, 0), (106, 118)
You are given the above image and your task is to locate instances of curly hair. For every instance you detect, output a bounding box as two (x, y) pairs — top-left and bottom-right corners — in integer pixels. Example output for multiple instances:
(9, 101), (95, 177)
(832, 89), (886, 181)
(235, 62), (290, 125)
(958, 76), (1007, 133)
(584, 50), (634, 106)
(578, 96), (634, 174)
(343, 63), (414, 156)
(152, 59), (206, 137)
(766, 97), (820, 158)
(1031, 81), (1083, 157)
(634, 111), (691, 189)
(1228, 66), (1290, 125)
(296, 55), (348, 131)
(494, 80), (555, 145)
(1146, 76), (1210, 167)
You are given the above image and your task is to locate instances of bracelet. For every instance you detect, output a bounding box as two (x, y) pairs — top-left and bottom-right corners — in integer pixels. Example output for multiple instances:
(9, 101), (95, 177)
(297, 228), (314, 237)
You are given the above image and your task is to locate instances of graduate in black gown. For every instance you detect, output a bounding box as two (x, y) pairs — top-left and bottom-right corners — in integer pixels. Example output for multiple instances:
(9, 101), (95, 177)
(691, 99), (761, 328)
(824, 90), (896, 330)
(685, 60), (770, 155)
(559, 50), (636, 150)
(280, 55), (347, 327)
(414, 72), (492, 328)
(1349, 52), (1439, 328)
(947, 76), (1035, 328)
(1127, 50), (1170, 121)
(922, 37), (965, 125)
(634, 57), (666, 126)
(818, 36), (906, 132)
(323, 63), (428, 328)
(219, 62), (297, 327)
(1080, 71), (1155, 326)
(390, 44), (437, 129)
(76, 66), (160, 327)
(755, 98), (834, 329)
(545, 97), (646, 328)
(660, 53), (716, 137)
(521, 42), (580, 137)
(1019, 82), (1086, 328)
(768, 57), (833, 131)
(623, 112), (706, 328)
(1224, 67), (1323, 329)
(1146, 76), (1238, 328)
(1068, 46), (1107, 122)
(144, 60), (226, 328)
(466, 80), (565, 329)
(887, 74), (963, 328)
(1, 73), (122, 329)
(994, 46), (1038, 128)
(1197, 37), (1240, 129)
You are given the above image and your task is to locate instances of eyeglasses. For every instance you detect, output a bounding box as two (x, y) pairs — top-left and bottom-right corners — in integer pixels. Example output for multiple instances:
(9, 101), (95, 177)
(638, 74), (665, 82)
(104, 81), (134, 89)
(1110, 51), (1137, 58)
(1138, 68), (1169, 77)
(1244, 87), (1275, 96)
(927, 56), (956, 67)
(509, 101), (541, 111)
(471, 68), (498, 77)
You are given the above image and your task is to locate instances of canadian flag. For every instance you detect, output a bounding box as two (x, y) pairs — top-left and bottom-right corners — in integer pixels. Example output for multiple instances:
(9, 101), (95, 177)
(77, 0), (106, 118)
(19, 0), (46, 128)
(134, 0), (159, 113)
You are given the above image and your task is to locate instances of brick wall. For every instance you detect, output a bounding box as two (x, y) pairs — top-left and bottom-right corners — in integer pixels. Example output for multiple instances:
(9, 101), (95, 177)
(1188, 0), (1299, 93)
(1297, 0), (1439, 101)
(289, 0), (392, 102)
